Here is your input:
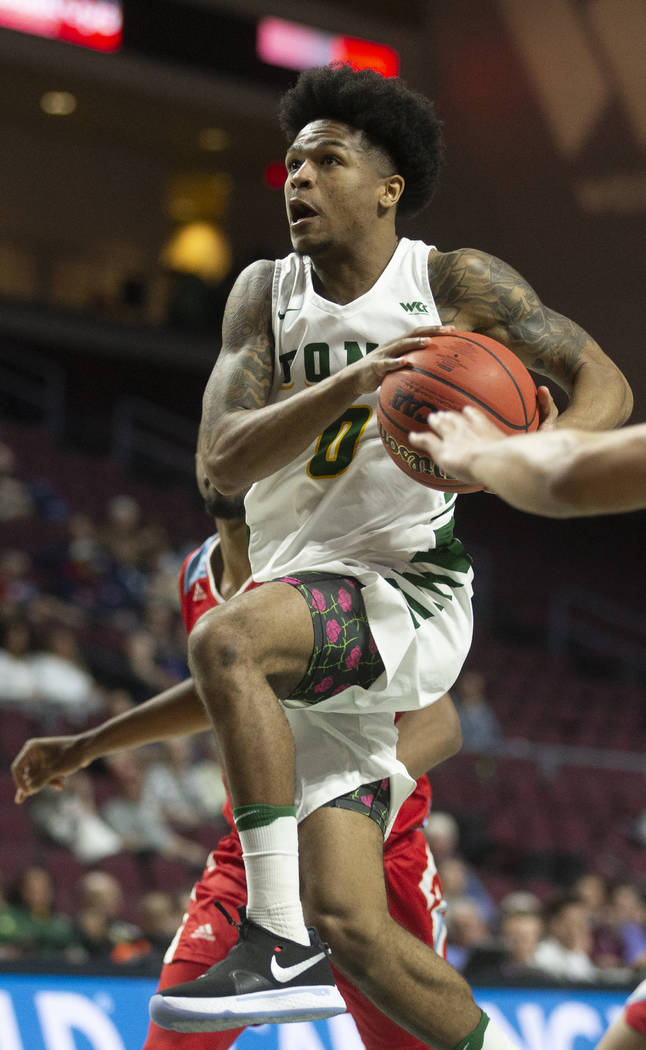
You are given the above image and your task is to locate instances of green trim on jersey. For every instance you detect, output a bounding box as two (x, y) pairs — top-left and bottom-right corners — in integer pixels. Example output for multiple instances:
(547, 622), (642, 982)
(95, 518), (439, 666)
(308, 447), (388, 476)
(386, 535), (472, 629)
(411, 536), (472, 574)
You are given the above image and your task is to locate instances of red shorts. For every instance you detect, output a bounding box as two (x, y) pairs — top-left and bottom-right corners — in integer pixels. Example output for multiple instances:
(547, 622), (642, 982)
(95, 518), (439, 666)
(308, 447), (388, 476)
(143, 826), (444, 1050)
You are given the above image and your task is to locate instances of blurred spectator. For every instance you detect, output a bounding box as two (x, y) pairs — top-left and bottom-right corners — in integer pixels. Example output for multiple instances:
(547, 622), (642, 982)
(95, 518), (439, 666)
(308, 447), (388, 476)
(0, 549), (40, 613)
(608, 883), (646, 968)
(77, 870), (141, 946)
(140, 598), (187, 680)
(124, 628), (182, 697)
(66, 870), (142, 964)
(27, 626), (104, 725)
(0, 877), (24, 960)
(0, 442), (34, 521)
(185, 734), (229, 822)
(453, 669), (502, 753)
(142, 737), (226, 828)
(533, 894), (600, 981)
(51, 513), (107, 609)
(100, 494), (143, 559)
(498, 890), (543, 918)
(499, 910), (545, 977)
(102, 753), (204, 868)
(0, 618), (38, 706)
(574, 871), (624, 969)
(445, 897), (493, 972)
(67, 903), (115, 963)
(426, 812), (496, 925)
(5, 865), (76, 958)
(111, 891), (183, 967)
(32, 772), (124, 864)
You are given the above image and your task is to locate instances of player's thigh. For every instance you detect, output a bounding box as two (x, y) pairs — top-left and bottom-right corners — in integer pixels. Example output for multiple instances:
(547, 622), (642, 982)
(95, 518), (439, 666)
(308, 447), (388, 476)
(188, 581), (315, 695)
(143, 959), (243, 1050)
(298, 804), (389, 930)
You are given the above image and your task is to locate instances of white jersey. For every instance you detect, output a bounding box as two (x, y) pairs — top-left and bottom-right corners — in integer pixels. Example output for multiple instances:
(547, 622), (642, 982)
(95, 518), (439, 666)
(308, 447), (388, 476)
(244, 238), (474, 828)
(247, 237), (458, 580)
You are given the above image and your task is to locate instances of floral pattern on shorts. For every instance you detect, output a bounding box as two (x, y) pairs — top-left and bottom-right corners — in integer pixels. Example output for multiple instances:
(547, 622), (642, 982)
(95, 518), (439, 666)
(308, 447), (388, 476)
(277, 572), (385, 704)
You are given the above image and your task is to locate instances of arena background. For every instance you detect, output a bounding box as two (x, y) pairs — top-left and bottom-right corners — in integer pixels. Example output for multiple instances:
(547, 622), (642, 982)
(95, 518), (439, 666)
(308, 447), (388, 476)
(0, 2), (645, 1048)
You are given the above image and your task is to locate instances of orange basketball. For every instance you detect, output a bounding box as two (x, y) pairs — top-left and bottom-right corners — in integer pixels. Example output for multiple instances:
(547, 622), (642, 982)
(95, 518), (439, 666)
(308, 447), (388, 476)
(377, 331), (539, 493)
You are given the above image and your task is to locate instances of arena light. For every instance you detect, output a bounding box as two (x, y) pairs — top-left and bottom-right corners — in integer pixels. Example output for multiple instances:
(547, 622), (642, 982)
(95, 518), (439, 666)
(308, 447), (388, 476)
(257, 16), (399, 77)
(0, 0), (123, 52)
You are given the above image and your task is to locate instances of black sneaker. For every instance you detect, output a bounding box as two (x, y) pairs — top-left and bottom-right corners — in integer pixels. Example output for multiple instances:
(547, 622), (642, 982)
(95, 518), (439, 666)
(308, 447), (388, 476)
(149, 905), (347, 1033)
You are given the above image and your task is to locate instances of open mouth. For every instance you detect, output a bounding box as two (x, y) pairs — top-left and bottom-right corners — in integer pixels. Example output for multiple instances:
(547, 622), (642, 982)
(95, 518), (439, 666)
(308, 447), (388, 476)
(289, 199), (319, 226)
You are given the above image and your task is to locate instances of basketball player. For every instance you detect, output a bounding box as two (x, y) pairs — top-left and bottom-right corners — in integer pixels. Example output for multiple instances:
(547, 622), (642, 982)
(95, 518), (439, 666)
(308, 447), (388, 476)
(595, 980), (646, 1050)
(144, 63), (631, 1049)
(12, 473), (459, 1050)
(410, 408), (646, 517)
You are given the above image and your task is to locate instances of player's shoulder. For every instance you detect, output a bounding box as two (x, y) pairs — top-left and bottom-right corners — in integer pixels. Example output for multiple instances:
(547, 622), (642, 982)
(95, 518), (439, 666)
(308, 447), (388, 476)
(428, 247), (529, 307)
(226, 259), (275, 306)
(428, 246), (498, 281)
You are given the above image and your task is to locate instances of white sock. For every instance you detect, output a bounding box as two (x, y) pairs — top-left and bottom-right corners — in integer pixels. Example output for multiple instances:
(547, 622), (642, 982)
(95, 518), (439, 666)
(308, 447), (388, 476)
(238, 815), (310, 946)
(482, 1018), (523, 1050)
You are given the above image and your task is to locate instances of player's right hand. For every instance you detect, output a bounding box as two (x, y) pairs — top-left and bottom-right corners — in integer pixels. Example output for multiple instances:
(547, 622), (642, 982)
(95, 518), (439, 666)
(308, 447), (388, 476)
(11, 735), (89, 803)
(348, 324), (455, 395)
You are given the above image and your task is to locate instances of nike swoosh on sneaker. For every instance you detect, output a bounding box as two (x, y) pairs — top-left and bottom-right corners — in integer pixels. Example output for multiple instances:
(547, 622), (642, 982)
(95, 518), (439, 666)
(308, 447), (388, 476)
(270, 951), (326, 984)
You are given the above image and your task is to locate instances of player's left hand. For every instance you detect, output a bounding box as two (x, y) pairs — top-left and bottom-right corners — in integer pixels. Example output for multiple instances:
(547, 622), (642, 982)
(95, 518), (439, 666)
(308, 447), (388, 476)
(537, 385), (558, 430)
(409, 406), (505, 484)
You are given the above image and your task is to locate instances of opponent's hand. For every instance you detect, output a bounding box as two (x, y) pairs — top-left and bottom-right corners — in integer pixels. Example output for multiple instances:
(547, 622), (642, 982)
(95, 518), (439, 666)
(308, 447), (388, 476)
(12, 735), (89, 803)
(349, 324), (455, 396)
(537, 385), (558, 430)
(409, 406), (506, 484)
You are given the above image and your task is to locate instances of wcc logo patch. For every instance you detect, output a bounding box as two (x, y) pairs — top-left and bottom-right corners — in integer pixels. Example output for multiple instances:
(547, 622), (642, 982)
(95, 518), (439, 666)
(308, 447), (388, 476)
(400, 301), (430, 315)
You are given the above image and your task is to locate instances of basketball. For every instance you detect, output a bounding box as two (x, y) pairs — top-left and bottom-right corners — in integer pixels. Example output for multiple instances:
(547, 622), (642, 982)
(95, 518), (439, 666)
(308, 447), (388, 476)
(377, 331), (539, 493)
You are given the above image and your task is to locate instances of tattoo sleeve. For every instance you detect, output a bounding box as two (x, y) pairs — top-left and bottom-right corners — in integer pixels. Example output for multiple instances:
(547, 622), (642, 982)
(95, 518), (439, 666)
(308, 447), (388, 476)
(200, 260), (275, 445)
(430, 249), (592, 392)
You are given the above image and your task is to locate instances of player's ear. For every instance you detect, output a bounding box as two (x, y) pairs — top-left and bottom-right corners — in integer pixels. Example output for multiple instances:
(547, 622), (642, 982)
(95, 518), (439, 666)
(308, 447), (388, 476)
(380, 174), (404, 210)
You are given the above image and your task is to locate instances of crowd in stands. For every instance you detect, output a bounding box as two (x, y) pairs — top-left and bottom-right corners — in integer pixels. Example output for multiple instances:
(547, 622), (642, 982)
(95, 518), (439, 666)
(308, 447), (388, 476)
(2, 423), (646, 984)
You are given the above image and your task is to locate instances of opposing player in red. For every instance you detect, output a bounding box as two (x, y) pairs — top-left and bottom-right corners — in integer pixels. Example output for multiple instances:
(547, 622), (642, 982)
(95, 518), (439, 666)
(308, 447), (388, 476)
(12, 470), (461, 1050)
(595, 980), (646, 1050)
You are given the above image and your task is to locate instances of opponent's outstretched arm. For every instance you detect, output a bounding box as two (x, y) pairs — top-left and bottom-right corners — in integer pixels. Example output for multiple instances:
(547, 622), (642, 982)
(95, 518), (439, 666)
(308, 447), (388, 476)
(12, 677), (461, 802)
(11, 678), (209, 803)
(410, 407), (646, 518)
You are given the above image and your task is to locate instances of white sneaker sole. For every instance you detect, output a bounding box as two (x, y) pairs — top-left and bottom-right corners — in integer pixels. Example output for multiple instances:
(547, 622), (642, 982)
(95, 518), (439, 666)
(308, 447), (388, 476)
(150, 985), (347, 1033)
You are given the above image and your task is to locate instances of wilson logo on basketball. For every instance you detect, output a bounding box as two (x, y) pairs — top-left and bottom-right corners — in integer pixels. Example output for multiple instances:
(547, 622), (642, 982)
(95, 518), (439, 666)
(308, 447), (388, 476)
(391, 387), (437, 422)
(378, 423), (451, 482)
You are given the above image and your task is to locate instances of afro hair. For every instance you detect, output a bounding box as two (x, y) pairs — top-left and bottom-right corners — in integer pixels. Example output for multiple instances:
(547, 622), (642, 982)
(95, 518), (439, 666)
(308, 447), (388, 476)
(278, 63), (444, 217)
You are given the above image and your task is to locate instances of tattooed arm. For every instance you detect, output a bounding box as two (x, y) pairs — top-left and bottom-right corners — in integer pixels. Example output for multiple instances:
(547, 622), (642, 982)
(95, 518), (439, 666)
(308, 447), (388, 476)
(199, 260), (454, 493)
(428, 248), (632, 430)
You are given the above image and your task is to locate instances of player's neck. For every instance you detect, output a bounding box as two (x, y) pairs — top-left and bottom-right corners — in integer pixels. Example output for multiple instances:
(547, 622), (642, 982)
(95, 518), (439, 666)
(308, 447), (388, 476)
(214, 517), (251, 600)
(310, 232), (399, 305)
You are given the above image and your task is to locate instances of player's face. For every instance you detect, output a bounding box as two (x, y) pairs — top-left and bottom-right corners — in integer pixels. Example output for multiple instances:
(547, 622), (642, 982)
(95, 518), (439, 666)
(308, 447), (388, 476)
(284, 120), (392, 256)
